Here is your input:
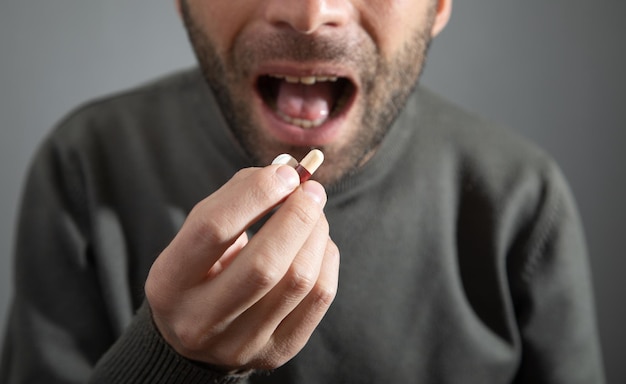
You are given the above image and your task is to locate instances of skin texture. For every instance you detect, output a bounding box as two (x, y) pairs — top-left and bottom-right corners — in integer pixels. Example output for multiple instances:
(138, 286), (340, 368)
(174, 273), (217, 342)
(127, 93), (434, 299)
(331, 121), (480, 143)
(146, 0), (452, 373)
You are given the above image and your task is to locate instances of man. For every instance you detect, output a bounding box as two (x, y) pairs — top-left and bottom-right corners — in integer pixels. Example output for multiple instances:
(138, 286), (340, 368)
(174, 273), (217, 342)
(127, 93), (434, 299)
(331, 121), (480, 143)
(1, 0), (605, 382)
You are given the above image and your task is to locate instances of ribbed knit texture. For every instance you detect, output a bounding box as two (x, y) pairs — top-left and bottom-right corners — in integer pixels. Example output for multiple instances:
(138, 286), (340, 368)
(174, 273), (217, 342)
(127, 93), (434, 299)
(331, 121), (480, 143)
(91, 302), (249, 384)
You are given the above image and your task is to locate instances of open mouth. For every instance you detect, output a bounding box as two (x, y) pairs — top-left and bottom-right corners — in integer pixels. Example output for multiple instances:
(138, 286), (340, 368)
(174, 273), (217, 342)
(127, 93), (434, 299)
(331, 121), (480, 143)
(256, 74), (356, 129)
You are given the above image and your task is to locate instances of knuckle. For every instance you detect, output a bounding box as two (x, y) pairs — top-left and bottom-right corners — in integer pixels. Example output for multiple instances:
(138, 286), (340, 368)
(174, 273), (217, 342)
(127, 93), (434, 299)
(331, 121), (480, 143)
(194, 213), (233, 246)
(187, 199), (239, 246)
(285, 265), (317, 296)
(311, 281), (337, 308)
(245, 256), (283, 291)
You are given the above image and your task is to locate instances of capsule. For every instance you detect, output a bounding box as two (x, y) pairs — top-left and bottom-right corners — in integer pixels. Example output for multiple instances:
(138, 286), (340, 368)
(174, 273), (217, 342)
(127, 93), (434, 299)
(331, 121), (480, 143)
(271, 153), (298, 167)
(295, 149), (324, 183)
(271, 149), (324, 183)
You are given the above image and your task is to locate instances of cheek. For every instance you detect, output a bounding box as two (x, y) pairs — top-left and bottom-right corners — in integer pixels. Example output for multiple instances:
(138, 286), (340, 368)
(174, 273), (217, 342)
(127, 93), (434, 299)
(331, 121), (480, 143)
(188, 0), (254, 55)
(358, 0), (430, 58)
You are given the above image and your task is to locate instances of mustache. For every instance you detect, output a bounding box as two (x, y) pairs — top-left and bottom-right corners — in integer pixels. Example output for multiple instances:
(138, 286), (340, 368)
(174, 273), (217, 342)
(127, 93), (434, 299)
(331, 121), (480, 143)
(231, 30), (377, 69)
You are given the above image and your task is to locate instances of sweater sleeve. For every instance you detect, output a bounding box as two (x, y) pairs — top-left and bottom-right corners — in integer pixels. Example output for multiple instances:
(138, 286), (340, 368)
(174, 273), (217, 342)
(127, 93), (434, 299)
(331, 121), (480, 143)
(510, 163), (605, 383)
(1, 137), (249, 384)
(90, 301), (250, 384)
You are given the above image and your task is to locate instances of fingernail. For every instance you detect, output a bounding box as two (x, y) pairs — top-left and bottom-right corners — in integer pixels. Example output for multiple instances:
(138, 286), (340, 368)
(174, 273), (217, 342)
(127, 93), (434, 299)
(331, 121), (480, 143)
(302, 181), (327, 206)
(276, 165), (300, 189)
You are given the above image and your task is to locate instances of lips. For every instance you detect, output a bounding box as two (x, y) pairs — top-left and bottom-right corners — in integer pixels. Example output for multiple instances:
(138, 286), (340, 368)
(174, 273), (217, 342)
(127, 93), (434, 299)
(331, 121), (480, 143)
(255, 69), (357, 145)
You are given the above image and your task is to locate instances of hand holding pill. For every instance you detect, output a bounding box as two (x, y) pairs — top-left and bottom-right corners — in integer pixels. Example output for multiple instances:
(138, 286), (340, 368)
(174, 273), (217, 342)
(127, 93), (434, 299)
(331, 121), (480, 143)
(145, 149), (338, 373)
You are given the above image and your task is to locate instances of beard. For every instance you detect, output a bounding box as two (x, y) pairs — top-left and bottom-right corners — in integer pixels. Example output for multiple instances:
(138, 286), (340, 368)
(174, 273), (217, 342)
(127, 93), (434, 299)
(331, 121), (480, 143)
(180, 1), (435, 187)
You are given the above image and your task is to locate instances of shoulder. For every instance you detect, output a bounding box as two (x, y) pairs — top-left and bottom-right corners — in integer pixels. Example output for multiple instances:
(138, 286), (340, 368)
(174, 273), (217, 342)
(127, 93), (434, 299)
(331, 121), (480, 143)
(408, 86), (564, 200)
(403, 87), (579, 248)
(47, 68), (208, 150)
(24, 68), (217, 199)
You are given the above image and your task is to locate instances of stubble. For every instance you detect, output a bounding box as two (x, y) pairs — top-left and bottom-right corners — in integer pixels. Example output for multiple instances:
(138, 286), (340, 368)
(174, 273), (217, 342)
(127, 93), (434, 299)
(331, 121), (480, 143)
(180, 1), (435, 186)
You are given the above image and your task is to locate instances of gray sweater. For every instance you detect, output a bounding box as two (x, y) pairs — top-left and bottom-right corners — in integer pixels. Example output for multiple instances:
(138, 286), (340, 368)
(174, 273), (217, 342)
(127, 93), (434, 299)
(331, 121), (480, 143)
(1, 68), (604, 383)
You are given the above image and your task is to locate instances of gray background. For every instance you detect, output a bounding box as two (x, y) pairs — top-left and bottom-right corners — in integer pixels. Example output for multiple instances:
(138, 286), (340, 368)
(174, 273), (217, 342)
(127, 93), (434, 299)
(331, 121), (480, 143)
(1, 1), (624, 382)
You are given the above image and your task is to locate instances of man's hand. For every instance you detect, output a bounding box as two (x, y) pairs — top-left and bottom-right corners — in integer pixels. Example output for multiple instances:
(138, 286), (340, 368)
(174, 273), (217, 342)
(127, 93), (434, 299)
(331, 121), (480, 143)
(145, 164), (339, 372)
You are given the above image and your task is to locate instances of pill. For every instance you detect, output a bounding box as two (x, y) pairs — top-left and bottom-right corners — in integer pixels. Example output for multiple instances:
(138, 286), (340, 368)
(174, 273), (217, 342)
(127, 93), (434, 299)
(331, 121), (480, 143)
(271, 153), (298, 167)
(295, 149), (324, 183)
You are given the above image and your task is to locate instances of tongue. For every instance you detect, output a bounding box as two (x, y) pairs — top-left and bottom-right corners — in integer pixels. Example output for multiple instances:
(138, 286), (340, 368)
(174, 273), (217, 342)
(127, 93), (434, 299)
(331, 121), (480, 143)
(276, 81), (334, 122)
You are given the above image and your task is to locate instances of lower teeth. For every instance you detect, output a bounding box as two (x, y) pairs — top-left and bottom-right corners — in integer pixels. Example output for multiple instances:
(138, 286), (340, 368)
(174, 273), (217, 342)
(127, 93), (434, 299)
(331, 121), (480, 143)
(276, 111), (327, 129)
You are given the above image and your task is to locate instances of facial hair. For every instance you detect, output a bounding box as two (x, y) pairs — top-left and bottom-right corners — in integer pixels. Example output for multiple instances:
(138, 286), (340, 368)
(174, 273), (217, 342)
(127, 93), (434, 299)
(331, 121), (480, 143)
(180, 1), (435, 186)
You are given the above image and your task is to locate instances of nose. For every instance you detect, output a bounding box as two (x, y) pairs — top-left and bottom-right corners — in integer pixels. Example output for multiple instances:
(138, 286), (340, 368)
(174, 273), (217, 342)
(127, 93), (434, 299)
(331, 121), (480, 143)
(264, 0), (353, 34)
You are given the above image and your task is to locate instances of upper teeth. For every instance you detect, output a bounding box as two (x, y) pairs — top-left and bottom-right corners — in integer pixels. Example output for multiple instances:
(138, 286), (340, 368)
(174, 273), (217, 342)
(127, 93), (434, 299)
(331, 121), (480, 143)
(270, 74), (338, 85)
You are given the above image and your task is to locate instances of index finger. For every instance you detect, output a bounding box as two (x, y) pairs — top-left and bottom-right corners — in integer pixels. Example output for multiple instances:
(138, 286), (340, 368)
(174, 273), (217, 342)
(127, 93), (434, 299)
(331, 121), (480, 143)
(201, 180), (328, 319)
(156, 164), (301, 287)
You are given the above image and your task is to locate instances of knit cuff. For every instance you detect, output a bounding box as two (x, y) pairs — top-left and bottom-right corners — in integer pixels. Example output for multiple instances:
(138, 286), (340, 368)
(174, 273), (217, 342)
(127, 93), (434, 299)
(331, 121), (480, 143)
(90, 301), (250, 384)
